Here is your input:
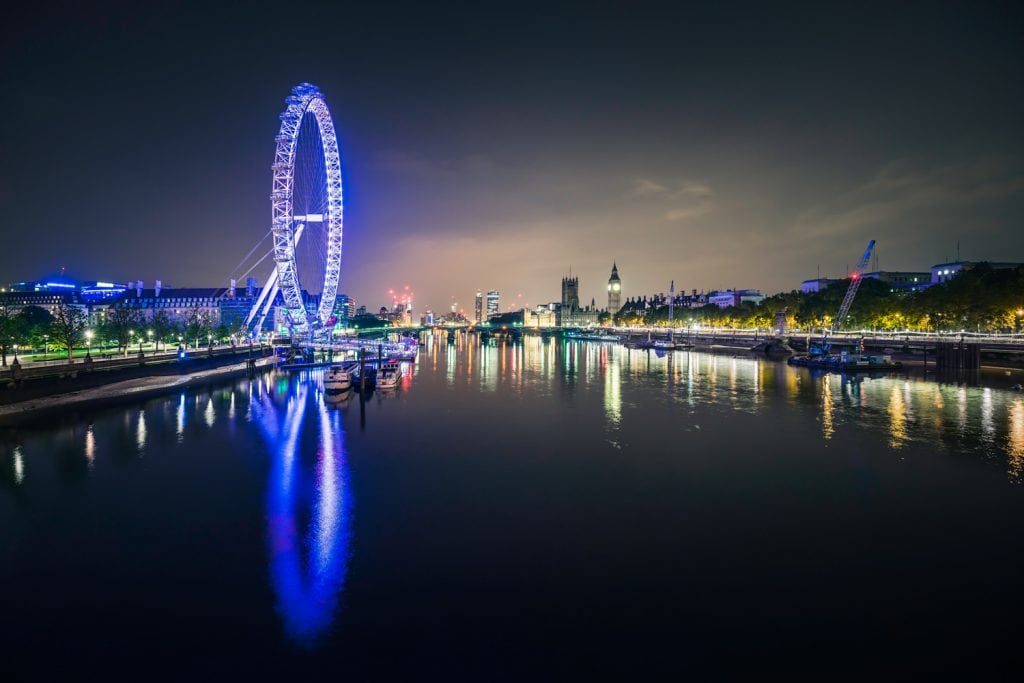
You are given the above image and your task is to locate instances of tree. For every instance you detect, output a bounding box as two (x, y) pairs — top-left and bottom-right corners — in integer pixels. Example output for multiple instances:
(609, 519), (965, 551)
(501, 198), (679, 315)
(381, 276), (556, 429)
(18, 306), (55, 348)
(50, 299), (89, 363)
(0, 301), (21, 367)
(107, 306), (140, 354)
(151, 309), (173, 352)
(185, 305), (213, 348)
(349, 313), (388, 330)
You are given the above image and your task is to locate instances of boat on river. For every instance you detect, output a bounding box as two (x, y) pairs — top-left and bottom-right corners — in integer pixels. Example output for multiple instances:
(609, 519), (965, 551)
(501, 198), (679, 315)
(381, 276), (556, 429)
(324, 364), (352, 393)
(377, 362), (402, 389)
(788, 352), (902, 373)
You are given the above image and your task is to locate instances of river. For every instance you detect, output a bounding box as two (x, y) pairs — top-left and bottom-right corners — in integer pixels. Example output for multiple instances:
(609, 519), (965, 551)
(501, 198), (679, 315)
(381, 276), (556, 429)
(2, 335), (1022, 678)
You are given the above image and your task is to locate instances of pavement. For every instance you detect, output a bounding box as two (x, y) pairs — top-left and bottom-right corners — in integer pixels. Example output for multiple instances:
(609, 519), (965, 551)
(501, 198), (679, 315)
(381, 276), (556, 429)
(0, 356), (276, 426)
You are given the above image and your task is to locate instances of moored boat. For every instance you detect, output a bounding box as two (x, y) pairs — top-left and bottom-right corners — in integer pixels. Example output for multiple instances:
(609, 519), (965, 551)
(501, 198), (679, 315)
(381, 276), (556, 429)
(377, 361), (402, 389)
(324, 365), (352, 393)
(788, 352), (902, 373)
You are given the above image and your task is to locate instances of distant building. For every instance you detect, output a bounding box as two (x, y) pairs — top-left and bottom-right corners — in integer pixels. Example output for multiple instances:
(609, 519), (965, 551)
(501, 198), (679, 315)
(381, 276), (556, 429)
(801, 278), (841, 293)
(421, 309), (435, 326)
(931, 261), (1024, 284)
(607, 263), (621, 315)
(561, 276), (579, 310)
(862, 271), (931, 293)
(524, 305), (557, 328)
(333, 294), (356, 322)
(474, 290), (483, 324)
(708, 289), (764, 309)
(557, 305), (599, 327)
(0, 290), (81, 317)
(80, 281), (130, 302)
(486, 290), (500, 318)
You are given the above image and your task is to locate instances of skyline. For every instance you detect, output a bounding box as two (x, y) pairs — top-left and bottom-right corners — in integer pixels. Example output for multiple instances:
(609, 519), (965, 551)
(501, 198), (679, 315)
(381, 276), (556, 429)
(2, 2), (1022, 313)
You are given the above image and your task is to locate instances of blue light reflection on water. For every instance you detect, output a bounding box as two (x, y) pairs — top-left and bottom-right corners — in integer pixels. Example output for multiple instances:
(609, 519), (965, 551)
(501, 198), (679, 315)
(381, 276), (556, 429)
(252, 380), (352, 645)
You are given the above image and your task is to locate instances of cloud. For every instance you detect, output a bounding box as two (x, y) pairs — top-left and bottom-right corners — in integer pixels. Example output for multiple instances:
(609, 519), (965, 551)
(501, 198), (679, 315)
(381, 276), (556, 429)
(793, 159), (1024, 240)
(664, 204), (712, 221)
(631, 178), (714, 199)
(631, 178), (670, 196)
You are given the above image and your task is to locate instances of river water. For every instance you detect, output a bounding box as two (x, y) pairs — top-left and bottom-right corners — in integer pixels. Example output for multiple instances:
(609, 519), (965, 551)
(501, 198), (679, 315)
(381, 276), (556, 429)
(2, 335), (1023, 678)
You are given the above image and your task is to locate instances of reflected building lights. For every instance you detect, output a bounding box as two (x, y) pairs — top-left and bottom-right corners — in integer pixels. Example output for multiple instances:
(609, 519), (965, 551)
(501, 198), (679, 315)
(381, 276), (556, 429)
(136, 410), (147, 451)
(981, 388), (995, 442)
(13, 446), (24, 485)
(205, 397), (216, 428)
(85, 425), (96, 467)
(604, 359), (622, 427)
(176, 393), (186, 440)
(888, 385), (907, 449)
(1008, 400), (1024, 479)
(822, 375), (834, 441)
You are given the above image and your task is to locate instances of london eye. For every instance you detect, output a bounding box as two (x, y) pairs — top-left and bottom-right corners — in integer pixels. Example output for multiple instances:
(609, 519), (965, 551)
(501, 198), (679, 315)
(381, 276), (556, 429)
(242, 83), (344, 338)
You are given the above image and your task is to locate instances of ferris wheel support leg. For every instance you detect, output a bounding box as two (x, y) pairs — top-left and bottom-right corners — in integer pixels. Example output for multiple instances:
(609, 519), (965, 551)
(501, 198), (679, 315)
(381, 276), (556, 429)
(253, 280), (280, 337)
(245, 265), (279, 328)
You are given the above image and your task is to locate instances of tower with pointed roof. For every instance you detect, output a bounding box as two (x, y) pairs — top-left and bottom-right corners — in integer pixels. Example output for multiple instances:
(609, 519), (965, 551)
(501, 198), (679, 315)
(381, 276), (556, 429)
(607, 262), (622, 315)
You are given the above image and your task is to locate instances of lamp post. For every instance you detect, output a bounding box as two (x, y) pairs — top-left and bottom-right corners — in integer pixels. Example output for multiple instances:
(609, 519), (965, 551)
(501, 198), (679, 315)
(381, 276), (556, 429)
(147, 329), (153, 353)
(43, 334), (48, 361)
(13, 344), (18, 362)
(127, 330), (133, 357)
(85, 330), (93, 359)
(1016, 309), (1024, 335)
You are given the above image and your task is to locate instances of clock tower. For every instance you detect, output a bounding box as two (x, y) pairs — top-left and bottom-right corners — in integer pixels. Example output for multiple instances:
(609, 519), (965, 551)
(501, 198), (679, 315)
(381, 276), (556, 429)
(607, 262), (622, 315)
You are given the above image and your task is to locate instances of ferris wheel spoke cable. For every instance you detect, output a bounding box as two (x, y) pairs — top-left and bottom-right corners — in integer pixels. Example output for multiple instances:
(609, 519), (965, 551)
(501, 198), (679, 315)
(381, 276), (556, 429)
(228, 229), (273, 281)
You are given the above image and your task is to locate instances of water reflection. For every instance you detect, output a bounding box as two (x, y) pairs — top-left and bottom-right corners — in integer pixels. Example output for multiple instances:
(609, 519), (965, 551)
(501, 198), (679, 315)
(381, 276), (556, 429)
(13, 446), (24, 485)
(135, 409), (147, 452)
(1009, 400), (1024, 479)
(888, 385), (907, 449)
(252, 381), (352, 644)
(85, 425), (96, 467)
(821, 374), (834, 441)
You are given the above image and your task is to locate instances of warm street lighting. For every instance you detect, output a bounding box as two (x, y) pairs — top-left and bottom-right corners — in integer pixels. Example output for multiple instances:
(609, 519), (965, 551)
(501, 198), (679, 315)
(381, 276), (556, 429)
(85, 329), (93, 358)
(43, 334), (49, 360)
(147, 329), (154, 352)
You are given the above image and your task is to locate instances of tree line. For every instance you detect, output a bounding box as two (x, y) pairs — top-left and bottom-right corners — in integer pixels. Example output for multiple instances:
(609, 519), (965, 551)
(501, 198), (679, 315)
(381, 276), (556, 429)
(614, 264), (1024, 333)
(0, 301), (244, 366)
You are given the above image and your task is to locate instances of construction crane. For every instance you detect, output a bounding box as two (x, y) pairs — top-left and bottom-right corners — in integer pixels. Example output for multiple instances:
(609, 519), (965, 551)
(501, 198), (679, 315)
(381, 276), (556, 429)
(819, 239), (875, 354)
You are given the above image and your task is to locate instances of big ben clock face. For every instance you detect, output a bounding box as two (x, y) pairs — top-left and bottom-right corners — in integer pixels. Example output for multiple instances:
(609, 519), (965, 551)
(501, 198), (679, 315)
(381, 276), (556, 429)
(613, 283), (620, 291)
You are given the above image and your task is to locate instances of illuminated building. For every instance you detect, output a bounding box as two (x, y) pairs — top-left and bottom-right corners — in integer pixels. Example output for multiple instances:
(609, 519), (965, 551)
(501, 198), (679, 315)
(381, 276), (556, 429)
(708, 289), (764, 309)
(561, 275), (579, 310)
(607, 262), (621, 315)
(487, 290), (500, 318)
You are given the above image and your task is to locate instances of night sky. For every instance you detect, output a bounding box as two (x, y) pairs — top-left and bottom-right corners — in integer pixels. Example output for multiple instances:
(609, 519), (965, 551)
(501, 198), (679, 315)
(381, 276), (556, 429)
(2, 1), (1022, 313)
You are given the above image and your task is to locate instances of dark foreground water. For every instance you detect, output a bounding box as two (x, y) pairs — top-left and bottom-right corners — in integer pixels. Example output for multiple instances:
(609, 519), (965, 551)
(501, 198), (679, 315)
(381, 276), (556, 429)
(2, 335), (1023, 678)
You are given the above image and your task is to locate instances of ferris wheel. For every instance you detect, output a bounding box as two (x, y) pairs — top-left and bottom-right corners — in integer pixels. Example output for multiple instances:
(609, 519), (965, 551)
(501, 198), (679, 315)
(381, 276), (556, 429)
(244, 83), (343, 337)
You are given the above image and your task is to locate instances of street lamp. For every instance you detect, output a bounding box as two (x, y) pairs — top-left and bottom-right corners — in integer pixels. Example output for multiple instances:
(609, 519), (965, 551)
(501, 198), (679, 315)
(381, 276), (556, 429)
(147, 329), (153, 352)
(127, 330), (134, 357)
(43, 334), (48, 360)
(85, 330), (93, 358)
